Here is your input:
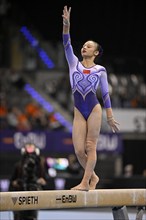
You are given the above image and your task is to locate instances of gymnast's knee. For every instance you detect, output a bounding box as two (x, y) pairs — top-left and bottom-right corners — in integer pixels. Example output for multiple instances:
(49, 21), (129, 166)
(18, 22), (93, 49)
(86, 140), (96, 153)
(75, 149), (86, 159)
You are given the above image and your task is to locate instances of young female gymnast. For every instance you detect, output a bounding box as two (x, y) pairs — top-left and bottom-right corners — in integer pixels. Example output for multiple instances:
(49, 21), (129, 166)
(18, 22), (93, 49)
(62, 5), (120, 191)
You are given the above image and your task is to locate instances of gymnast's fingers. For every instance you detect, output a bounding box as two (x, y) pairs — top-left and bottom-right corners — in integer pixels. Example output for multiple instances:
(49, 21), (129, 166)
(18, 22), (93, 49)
(114, 124), (120, 132)
(114, 120), (120, 125)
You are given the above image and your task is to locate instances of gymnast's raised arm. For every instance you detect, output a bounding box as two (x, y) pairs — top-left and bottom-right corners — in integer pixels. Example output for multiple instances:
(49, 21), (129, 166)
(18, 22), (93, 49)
(62, 6), (77, 67)
(62, 5), (71, 34)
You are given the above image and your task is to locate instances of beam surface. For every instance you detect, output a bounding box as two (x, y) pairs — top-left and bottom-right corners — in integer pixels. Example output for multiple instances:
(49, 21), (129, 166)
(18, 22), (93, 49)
(0, 188), (146, 211)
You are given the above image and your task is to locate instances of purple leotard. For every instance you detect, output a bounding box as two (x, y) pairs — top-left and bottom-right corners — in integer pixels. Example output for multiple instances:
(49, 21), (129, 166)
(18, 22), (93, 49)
(63, 34), (111, 120)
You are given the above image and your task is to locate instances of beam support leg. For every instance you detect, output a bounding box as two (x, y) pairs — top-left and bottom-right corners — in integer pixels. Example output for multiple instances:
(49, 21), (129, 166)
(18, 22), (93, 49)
(112, 206), (129, 220)
(136, 206), (145, 220)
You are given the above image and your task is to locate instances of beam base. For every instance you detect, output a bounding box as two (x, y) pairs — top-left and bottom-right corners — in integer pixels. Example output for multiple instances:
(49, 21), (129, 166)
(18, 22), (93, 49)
(112, 206), (129, 220)
(136, 206), (145, 220)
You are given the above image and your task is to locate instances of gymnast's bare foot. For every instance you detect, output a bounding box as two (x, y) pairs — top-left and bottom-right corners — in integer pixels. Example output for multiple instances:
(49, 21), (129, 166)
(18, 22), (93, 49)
(71, 183), (90, 191)
(89, 175), (99, 190)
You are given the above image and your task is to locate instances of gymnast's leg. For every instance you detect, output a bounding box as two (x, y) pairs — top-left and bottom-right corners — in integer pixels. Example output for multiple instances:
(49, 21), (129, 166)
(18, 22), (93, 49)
(86, 104), (102, 189)
(71, 104), (102, 190)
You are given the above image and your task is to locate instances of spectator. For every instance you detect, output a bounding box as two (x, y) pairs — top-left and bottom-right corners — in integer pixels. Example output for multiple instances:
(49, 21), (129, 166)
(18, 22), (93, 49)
(8, 143), (48, 220)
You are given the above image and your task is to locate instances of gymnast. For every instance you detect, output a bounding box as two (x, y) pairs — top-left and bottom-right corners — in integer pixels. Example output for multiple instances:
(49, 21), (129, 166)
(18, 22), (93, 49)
(62, 5), (120, 191)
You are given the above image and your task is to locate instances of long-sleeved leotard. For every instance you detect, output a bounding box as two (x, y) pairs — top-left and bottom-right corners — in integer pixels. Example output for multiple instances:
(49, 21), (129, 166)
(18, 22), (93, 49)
(63, 34), (111, 120)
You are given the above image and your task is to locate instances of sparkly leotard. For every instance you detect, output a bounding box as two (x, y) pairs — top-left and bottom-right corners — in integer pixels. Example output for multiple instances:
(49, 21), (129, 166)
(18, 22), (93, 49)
(63, 34), (111, 120)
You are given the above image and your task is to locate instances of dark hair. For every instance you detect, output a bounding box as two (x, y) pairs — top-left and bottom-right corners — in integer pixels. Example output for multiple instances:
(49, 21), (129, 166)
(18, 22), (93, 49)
(90, 40), (103, 57)
(97, 44), (103, 57)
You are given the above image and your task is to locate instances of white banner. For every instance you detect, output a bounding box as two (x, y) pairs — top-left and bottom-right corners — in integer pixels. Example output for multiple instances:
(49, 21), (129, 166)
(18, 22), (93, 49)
(102, 109), (146, 132)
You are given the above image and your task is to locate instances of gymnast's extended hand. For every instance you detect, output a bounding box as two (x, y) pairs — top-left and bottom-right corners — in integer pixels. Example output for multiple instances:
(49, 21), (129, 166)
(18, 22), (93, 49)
(62, 5), (71, 26)
(107, 117), (120, 133)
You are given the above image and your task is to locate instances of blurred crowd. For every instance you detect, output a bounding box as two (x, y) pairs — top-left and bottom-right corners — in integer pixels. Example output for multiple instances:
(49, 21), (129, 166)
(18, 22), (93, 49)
(0, 69), (65, 131)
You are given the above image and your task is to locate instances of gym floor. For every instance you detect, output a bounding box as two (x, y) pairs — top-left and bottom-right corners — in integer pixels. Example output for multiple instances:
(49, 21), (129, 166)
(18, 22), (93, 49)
(1, 207), (146, 220)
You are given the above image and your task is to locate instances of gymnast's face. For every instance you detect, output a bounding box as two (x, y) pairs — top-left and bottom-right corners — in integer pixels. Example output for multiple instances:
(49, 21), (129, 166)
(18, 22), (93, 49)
(81, 41), (99, 58)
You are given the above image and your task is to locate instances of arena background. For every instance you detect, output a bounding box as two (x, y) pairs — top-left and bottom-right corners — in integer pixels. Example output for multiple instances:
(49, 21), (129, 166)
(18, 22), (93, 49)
(0, 0), (146, 219)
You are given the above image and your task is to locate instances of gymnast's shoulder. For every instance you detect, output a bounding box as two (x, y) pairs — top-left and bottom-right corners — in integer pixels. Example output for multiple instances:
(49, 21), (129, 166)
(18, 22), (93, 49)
(94, 64), (107, 72)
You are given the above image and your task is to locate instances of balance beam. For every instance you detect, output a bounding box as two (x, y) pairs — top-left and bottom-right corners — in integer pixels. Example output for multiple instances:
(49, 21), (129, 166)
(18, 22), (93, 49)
(0, 189), (145, 211)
